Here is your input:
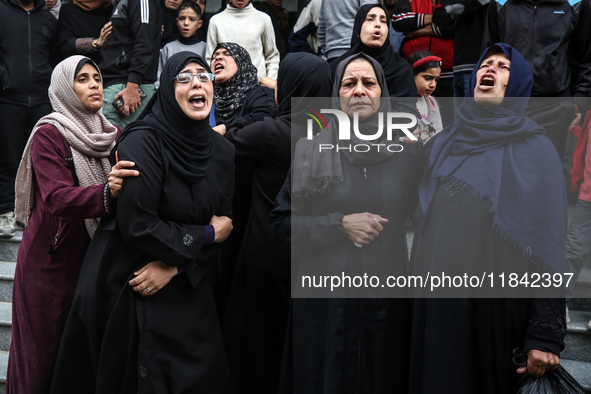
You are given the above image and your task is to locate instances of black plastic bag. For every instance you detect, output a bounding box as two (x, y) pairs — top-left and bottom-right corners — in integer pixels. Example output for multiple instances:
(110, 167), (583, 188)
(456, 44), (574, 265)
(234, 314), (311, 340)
(513, 349), (585, 394)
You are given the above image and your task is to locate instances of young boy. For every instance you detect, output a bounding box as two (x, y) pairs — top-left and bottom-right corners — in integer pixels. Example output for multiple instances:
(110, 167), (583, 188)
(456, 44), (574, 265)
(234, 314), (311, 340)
(156, 1), (205, 88)
(206, 0), (279, 88)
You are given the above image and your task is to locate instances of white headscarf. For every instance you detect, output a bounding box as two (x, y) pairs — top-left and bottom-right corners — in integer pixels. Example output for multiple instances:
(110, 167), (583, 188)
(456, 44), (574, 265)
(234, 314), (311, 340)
(47, 0), (61, 19)
(15, 55), (118, 236)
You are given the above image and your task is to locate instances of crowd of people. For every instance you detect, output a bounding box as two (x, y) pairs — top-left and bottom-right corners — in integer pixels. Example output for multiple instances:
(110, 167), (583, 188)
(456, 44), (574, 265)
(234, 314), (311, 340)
(0, 0), (590, 392)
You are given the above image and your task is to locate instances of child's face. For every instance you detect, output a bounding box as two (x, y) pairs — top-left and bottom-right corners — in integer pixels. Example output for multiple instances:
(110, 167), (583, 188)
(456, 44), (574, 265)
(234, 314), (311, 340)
(176, 8), (203, 39)
(230, 0), (249, 8)
(414, 67), (440, 97)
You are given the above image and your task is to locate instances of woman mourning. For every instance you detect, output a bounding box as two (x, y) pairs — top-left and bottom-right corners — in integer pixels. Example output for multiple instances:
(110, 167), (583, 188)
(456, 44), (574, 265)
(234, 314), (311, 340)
(7, 55), (135, 394)
(331, 4), (417, 99)
(57, 0), (113, 64)
(210, 41), (277, 312)
(410, 44), (567, 393)
(222, 53), (332, 394)
(273, 52), (420, 393)
(211, 42), (277, 134)
(50, 52), (235, 393)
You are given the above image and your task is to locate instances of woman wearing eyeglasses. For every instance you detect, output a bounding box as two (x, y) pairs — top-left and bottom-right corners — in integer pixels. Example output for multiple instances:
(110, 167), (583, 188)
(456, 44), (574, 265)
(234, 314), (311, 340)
(50, 52), (235, 393)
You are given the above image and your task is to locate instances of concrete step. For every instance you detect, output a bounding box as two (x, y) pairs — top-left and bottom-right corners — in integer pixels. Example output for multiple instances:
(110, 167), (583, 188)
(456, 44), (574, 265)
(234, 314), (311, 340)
(561, 359), (591, 393)
(0, 263), (15, 304)
(571, 267), (591, 310)
(0, 232), (21, 264)
(0, 349), (7, 394)
(564, 310), (591, 363)
(0, 303), (10, 354)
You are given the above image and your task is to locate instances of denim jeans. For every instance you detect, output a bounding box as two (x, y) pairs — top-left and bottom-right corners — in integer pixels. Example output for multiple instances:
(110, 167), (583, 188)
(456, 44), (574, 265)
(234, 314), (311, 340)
(453, 72), (471, 98)
(566, 199), (591, 297)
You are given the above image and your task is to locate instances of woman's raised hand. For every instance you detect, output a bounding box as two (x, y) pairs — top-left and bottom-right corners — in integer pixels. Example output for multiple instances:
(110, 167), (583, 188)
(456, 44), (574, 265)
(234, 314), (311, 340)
(108, 151), (140, 199)
(96, 21), (113, 48)
(342, 212), (388, 246)
(209, 215), (233, 243)
(128, 260), (178, 297)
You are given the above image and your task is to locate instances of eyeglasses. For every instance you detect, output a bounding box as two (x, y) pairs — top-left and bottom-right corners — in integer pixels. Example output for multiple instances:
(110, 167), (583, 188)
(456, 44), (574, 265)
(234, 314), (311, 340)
(174, 72), (215, 83)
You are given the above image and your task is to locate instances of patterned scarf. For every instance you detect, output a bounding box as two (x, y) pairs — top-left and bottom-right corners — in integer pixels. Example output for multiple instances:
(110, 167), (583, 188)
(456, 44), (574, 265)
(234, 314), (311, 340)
(213, 42), (259, 121)
(15, 55), (118, 236)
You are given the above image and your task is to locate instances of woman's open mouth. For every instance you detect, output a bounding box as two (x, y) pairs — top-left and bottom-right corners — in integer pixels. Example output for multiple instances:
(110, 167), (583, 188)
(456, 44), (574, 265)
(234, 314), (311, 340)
(189, 95), (206, 108)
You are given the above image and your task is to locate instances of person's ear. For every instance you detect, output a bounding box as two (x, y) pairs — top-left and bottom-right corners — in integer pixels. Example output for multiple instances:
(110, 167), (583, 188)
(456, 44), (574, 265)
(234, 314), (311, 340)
(197, 19), (203, 29)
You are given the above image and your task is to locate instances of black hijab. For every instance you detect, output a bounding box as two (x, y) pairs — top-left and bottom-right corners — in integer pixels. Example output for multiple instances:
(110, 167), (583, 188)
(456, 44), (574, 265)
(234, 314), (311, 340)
(292, 53), (393, 197)
(276, 52), (333, 120)
(331, 4), (417, 98)
(119, 52), (213, 183)
(276, 52), (333, 156)
(213, 42), (259, 121)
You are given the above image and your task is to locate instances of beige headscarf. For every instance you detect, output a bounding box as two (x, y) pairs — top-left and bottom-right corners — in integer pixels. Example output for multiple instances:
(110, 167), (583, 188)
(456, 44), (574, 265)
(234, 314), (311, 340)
(15, 55), (118, 237)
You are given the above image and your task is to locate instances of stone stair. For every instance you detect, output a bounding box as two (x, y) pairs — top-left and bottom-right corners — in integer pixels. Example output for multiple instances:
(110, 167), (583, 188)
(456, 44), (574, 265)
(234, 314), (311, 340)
(0, 232), (19, 394)
(564, 264), (591, 393)
(0, 233), (589, 392)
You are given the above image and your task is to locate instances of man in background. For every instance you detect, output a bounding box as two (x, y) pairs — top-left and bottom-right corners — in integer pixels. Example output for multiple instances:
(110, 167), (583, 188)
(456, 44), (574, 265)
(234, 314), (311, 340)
(0, 0), (57, 237)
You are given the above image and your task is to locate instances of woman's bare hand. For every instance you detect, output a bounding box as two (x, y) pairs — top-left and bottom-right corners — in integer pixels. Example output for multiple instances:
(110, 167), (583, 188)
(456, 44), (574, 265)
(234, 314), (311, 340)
(404, 128), (429, 146)
(516, 349), (560, 377)
(210, 215), (233, 243)
(569, 111), (582, 133)
(129, 260), (178, 297)
(108, 151), (139, 199)
(259, 76), (276, 89)
(213, 124), (227, 136)
(342, 212), (388, 246)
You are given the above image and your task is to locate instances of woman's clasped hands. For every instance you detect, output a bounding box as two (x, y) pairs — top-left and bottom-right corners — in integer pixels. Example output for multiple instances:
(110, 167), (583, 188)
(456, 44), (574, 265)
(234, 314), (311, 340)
(343, 212), (388, 247)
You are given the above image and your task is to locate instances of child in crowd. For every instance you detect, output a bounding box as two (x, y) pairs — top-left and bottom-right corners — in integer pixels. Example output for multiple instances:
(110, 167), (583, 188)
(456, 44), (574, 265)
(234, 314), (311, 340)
(156, 0), (206, 88)
(408, 51), (443, 144)
(206, 0), (279, 88)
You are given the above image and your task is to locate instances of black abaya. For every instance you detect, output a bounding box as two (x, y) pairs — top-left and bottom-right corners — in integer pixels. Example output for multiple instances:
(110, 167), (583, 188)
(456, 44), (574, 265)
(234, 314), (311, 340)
(409, 182), (566, 394)
(275, 145), (420, 393)
(221, 52), (333, 394)
(222, 117), (292, 394)
(50, 129), (234, 393)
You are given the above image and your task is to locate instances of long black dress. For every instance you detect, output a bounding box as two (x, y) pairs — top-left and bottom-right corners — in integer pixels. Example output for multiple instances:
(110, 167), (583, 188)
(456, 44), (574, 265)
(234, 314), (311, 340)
(221, 52), (333, 394)
(409, 181), (566, 394)
(222, 117), (292, 393)
(50, 128), (235, 393)
(274, 145), (420, 393)
(215, 83), (277, 317)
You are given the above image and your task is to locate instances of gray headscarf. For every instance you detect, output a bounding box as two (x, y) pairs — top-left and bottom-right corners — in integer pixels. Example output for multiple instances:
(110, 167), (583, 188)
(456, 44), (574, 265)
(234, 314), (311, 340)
(292, 53), (393, 197)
